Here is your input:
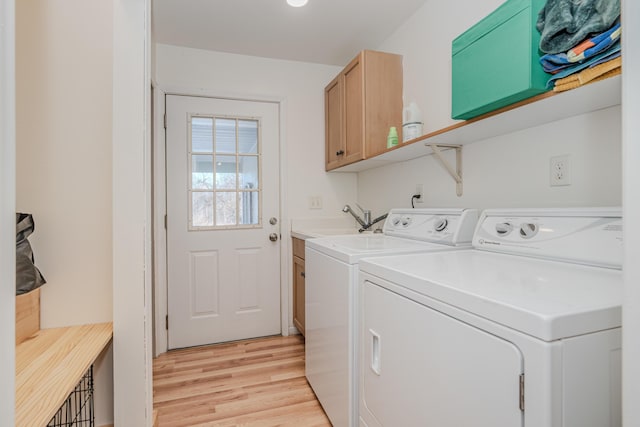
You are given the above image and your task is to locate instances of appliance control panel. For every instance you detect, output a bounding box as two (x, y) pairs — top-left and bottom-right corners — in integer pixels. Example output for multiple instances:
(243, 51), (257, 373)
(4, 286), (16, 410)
(473, 208), (623, 268)
(383, 209), (478, 245)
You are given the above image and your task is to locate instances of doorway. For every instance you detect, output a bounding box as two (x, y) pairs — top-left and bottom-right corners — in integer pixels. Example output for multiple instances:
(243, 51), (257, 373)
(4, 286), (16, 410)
(164, 95), (282, 350)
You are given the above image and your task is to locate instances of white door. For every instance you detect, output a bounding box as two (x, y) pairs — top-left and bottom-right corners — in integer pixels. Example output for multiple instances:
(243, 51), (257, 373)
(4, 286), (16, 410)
(166, 95), (281, 350)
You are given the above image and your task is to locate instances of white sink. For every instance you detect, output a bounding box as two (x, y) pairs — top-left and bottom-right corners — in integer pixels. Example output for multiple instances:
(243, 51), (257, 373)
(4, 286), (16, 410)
(291, 228), (375, 239)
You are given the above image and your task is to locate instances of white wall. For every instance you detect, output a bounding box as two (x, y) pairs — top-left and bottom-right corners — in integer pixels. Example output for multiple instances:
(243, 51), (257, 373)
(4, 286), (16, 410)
(15, 0), (114, 424)
(358, 0), (622, 212)
(622, 0), (640, 425)
(380, 0), (506, 133)
(16, 0), (113, 328)
(156, 44), (357, 219)
(359, 106), (621, 212)
(0, 0), (16, 424)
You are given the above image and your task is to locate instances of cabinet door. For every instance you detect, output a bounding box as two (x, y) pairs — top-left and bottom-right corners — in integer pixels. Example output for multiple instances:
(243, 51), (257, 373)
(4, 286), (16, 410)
(343, 55), (365, 165)
(325, 75), (343, 170)
(363, 51), (403, 158)
(293, 255), (305, 336)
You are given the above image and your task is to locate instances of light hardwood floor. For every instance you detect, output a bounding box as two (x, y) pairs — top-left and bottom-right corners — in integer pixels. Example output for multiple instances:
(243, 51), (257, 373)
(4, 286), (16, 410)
(153, 334), (332, 426)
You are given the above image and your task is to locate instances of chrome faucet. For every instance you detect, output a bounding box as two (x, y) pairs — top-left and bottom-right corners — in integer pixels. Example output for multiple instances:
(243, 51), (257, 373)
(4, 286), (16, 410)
(342, 204), (389, 233)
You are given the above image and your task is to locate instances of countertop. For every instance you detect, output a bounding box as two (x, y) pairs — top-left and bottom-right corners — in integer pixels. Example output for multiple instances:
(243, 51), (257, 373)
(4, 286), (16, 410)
(290, 216), (366, 240)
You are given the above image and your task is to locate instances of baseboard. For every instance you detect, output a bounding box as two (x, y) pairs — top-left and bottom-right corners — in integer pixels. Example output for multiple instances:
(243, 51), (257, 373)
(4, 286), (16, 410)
(288, 326), (301, 336)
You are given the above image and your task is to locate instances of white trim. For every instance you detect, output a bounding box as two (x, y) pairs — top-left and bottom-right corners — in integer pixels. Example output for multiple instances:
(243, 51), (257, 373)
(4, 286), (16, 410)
(112, 0), (152, 424)
(622, 2), (640, 426)
(289, 326), (301, 335)
(0, 0), (16, 424)
(153, 88), (290, 355)
(153, 87), (167, 357)
(278, 98), (290, 337)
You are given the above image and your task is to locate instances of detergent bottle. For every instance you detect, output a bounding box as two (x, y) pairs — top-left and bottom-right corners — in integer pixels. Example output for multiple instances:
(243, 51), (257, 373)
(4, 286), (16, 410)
(402, 102), (423, 142)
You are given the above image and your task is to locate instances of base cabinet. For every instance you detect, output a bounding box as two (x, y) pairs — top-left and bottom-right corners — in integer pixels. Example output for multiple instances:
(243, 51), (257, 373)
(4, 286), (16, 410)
(325, 50), (403, 171)
(292, 238), (306, 336)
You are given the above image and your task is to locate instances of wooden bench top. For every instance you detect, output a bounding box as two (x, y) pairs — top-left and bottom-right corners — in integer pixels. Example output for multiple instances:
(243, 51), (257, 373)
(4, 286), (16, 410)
(16, 322), (113, 427)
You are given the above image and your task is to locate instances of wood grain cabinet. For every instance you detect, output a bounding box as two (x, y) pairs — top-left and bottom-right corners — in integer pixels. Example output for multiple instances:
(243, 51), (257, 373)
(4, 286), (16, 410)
(325, 50), (403, 171)
(292, 237), (306, 336)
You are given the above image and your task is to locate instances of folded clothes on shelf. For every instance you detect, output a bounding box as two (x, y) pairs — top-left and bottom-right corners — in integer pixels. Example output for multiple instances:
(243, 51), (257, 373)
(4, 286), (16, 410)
(552, 56), (621, 92)
(537, 0), (620, 54)
(540, 21), (621, 73)
(545, 40), (620, 89)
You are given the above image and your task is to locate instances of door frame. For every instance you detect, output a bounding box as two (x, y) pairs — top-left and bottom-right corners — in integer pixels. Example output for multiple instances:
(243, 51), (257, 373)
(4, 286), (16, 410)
(153, 86), (290, 356)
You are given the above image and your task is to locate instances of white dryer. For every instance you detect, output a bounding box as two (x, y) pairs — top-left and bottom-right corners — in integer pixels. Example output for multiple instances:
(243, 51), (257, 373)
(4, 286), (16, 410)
(305, 208), (478, 427)
(358, 208), (622, 427)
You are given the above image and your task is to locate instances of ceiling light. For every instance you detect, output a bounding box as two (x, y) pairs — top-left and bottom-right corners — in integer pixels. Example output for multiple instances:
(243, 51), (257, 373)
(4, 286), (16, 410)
(287, 0), (308, 7)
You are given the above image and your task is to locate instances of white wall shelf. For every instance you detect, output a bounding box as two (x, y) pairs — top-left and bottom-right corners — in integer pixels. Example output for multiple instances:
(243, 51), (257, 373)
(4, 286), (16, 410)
(331, 75), (621, 173)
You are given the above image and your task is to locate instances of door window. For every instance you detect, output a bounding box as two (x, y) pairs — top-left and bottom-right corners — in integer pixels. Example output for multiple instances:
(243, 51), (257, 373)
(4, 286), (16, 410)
(189, 116), (261, 229)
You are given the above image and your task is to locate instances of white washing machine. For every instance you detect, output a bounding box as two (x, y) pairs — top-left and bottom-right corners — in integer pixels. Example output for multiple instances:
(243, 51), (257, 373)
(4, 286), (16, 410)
(358, 208), (623, 427)
(305, 208), (478, 427)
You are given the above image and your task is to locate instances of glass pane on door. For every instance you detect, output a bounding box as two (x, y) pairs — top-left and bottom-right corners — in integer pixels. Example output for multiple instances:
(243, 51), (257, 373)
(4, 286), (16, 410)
(239, 120), (259, 154)
(216, 192), (236, 226)
(189, 114), (262, 229)
(191, 117), (213, 153)
(239, 156), (258, 189)
(239, 192), (259, 225)
(215, 118), (236, 153)
(192, 192), (214, 227)
(192, 155), (214, 189)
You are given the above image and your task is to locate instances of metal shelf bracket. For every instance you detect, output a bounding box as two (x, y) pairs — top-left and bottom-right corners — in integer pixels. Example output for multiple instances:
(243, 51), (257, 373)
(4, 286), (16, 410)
(425, 143), (463, 196)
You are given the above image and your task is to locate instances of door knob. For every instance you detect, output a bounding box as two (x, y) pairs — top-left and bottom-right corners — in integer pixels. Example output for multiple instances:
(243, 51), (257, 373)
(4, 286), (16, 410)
(269, 217), (278, 225)
(269, 233), (279, 242)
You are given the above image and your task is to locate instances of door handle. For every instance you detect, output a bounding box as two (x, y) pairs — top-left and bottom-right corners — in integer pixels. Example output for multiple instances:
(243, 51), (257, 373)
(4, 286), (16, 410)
(269, 233), (279, 242)
(370, 329), (381, 375)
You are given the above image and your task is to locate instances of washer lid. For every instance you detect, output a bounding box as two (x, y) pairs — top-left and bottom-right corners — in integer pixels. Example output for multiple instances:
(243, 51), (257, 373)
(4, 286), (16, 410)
(359, 250), (622, 341)
(305, 208), (478, 264)
(306, 234), (465, 264)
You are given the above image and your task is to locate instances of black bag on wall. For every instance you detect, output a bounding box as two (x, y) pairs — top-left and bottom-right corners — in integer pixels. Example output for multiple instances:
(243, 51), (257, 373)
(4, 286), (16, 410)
(16, 213), (46, 295)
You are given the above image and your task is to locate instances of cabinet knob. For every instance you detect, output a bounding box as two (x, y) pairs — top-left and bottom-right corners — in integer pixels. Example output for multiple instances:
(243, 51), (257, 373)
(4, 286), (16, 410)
(301, 271), (306, 278)
(336, 150), (345, 156)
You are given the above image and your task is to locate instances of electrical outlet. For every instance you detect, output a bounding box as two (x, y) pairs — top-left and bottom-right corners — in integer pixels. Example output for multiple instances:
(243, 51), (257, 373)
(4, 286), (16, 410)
(550, 155), (571, 186)
(309, 196), (323, 209)
(415, 184), (424, 203)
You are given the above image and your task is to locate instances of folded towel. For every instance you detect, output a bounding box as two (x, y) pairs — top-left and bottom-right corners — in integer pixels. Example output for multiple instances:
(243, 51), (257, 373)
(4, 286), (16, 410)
(540, 21), (621, 73)
(537, 0), (620, 54)
(545, 40), (621, 89)
(553, 59), (621, 92)
(568, 21), (621, 62)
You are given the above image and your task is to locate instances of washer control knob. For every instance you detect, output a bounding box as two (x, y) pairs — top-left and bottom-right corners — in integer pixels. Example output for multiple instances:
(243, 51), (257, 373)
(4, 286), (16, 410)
(496, 222), (513, 236)
(519, 223), (538, 239)
(434, 218), (448, 232)
(401, 217), (412, 227)
(391, 216), (401, 226)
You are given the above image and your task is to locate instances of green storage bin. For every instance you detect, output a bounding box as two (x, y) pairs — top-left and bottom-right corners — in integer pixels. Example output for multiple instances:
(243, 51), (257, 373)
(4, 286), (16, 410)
(451, 0), (549, 120)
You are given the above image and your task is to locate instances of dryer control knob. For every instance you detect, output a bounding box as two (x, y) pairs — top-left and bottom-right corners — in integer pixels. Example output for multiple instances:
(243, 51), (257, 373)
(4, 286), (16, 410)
(391, 216), (401, 226)
(434, 218), (448, 232)
(401, 217), (412, 227)
(496, 222), (513, 236)
(519, 223), (538, 239)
